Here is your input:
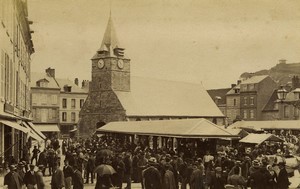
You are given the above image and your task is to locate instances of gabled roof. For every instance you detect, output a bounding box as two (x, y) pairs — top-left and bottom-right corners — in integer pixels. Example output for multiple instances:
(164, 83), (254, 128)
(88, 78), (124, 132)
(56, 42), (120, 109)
(31, 72), (60, 89)
(228, 120), (300, 130)
(114, 76), (224, 117)
(239, 133), (284, 144)
(262, 90), (278, 112)
(207, 88), (231, 105)
(97, 118), (236, 138)
(240, 75), (269, 84)
(226, 84), (240, 95)
(55, 78), (88, 93)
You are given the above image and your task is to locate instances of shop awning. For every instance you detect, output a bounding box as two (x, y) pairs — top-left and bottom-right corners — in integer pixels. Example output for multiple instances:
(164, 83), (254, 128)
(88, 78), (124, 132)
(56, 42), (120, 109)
(21, 122), (46, 141)
(25, 122), (46, 140)
(35, 124), (60, 132)
(97, 118), (238, 138)
(239, 133), (284, 145)
(0, 120), (29, 133)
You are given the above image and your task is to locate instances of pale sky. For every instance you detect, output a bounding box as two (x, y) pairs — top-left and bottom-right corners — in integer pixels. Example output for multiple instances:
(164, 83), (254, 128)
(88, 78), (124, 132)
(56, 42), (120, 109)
(27, 0), (300, 89)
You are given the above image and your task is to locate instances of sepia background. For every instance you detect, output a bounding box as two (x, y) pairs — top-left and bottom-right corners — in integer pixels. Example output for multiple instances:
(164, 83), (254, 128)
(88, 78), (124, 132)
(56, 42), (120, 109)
(28, 0), (300, 89)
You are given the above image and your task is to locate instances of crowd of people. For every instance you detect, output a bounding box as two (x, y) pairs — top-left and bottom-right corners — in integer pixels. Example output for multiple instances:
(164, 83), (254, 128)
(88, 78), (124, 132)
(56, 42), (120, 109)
(2, 130), (300, 189)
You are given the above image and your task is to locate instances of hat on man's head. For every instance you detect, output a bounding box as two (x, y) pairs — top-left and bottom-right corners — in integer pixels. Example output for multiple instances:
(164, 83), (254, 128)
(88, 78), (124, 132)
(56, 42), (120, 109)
(9, 165), (17, 170)
(215, 167), (222, 172)
(29, 164), (35, 168)
(148, 157), (157, 165)
(278, 162), (286, 167)
(252, 160), (260, 168)
(18, 162), (24, 167)
(38, 165), (44, 169)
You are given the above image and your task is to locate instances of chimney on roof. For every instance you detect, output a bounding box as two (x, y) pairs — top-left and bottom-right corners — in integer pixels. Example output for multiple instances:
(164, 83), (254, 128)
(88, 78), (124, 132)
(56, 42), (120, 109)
(231, 84), (237, 88)
(292, 76), (300, 90)
(45, 67), (55, 78)
(74, 78), (79, 86)
(279, 59), (287, 64)
(237, 80), (241, 85)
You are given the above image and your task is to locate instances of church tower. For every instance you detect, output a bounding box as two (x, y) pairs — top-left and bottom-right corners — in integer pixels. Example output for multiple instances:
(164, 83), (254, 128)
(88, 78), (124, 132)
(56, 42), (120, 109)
(91, 14), (130, 92)
(78, 15), (129, 137)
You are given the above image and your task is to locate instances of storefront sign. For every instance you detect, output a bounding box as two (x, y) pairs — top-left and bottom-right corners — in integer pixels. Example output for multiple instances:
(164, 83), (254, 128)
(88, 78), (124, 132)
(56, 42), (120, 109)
(4, 103), (14, 114)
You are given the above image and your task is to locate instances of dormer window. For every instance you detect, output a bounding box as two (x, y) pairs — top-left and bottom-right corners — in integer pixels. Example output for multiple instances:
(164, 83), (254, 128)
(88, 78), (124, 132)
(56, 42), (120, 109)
(36, 79), (49, 88)
(63, 85), (72, 92)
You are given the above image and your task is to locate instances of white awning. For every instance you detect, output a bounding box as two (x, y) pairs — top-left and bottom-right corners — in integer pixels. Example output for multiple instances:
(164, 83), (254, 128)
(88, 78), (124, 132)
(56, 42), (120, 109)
(21, 123), (45, 141)
(25, 122), (47, 140)
(0, 120), (29, 133)
(35, 124), (60, 132)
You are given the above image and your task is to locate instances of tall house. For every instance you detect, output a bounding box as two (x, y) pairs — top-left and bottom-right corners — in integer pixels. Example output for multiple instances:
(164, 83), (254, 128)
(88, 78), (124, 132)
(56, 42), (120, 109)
(240, 75), (277, 121)
(0, 0), (35, 161)
(79, 15), (225, 137)
(226, 82), (241, 124)
(56, 78), (88, 137)
(31, 69), (60, 138)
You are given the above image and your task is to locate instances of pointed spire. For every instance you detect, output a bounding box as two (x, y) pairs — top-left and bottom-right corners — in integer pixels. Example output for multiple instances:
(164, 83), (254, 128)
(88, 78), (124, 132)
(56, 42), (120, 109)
(98, 14), (122, 54)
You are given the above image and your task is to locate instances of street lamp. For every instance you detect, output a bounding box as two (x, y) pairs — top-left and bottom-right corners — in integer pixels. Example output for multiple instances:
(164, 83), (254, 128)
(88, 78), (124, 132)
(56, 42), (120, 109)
(277, 86), (288, 102)
(277, 86), (300, 109)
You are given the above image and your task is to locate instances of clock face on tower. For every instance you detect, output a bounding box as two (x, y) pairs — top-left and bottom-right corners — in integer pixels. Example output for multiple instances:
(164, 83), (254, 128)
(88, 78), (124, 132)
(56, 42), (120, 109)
(117, 59), (124, 69)
(97, 59), (105, 69)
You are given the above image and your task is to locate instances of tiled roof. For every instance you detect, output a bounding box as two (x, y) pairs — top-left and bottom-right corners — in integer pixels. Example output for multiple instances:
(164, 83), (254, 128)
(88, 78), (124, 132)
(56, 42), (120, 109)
(207, 88), (231, 105)
(114, 76), (225, 117)
(262, 90), (278, 111)
(97, 118), (235, 138)
(240, 75), (269, 84)
(55, 78), (88, 93)
(30, 72), (60, 89)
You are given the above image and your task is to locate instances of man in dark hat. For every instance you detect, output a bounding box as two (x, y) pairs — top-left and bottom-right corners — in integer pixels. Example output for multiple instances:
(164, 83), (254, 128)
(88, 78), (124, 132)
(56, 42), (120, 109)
(51, 162), (65, 189)
(85, 152), (95, 184)
(124, 152), (133, 189)
(36, 165), (45, 189)
(249, 160), (264, 189)
(63, 160), (73, 189)
(112, 154), (125, 189)
(72, 165), (84, 189)
(210, 167), (225, 189)
(142, 157), (162, 189)
(16, 162), (25, 184)
(24, 164), (37, 189)
(4, 165), (23, 189)
(277, 162), (290, 189)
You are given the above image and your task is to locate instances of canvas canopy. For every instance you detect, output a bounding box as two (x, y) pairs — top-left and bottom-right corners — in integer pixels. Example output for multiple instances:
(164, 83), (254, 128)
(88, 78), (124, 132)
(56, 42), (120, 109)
(239, 133), (284, 145)
(97, 118), (238, 138)
(228, 120), (300, 131)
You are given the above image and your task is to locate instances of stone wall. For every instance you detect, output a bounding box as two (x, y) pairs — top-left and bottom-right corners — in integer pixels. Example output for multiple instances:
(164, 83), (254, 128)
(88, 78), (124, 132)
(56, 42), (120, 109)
(78, 90), (126, 137)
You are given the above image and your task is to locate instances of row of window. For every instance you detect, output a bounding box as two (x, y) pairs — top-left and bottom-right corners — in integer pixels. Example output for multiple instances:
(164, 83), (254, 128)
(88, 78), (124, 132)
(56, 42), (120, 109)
(32, 94), (58, 105)
(0, 50), (30, 109)
(243, 96), (255, 106)
(241, 84), (255, 92)
(243, 109), (256, 119)
(62, 98), (85, 109)
(32, 108), (57, 123)
(62, 112), (77, 122)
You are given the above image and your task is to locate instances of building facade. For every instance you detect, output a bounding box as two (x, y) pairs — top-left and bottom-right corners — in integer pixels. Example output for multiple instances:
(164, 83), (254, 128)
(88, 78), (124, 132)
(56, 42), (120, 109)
(0, 0), (35, 162)
(31, 69), (60, 139)
(31, 68), (88, 138)
(239, 75), (277, 121)
(57, 78), (88, 137)
(226, 84), (241, 125)
(79, 15), (225, 138)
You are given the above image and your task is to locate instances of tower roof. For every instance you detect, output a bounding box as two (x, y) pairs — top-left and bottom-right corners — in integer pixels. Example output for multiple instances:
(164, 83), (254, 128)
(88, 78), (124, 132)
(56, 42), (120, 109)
(98, 15), (121, 52)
